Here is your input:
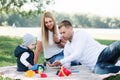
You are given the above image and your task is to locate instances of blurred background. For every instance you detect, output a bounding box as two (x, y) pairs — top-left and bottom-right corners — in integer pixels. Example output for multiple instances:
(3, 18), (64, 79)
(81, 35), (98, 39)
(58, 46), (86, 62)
(0, 0), (120, 28)
(0, 0), (120, 40)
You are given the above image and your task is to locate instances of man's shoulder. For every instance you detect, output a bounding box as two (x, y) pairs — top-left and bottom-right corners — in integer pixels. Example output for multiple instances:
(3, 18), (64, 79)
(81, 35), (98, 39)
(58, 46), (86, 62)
(75, 30), (88, 35)
(76, 29), (86, 32)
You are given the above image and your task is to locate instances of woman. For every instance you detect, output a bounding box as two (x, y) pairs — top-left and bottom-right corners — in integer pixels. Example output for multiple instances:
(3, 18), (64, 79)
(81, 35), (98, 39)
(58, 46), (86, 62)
(34, 11), (66, 64)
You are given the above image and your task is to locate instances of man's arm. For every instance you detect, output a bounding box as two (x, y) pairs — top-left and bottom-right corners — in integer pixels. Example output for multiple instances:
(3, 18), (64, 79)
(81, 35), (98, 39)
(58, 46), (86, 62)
(60, 31), (88, 65)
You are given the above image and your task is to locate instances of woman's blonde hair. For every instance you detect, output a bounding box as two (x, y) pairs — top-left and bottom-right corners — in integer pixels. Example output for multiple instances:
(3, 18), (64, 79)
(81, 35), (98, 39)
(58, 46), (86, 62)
(41, 11), (57, 48)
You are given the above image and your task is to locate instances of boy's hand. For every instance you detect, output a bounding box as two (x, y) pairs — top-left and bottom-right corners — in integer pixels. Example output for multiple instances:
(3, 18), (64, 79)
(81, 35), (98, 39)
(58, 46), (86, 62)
(30, 64), (38, 70)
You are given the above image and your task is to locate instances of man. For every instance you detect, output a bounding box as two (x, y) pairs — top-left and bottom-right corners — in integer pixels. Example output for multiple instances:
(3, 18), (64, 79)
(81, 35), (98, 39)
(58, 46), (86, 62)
(49, 20), (120, 74)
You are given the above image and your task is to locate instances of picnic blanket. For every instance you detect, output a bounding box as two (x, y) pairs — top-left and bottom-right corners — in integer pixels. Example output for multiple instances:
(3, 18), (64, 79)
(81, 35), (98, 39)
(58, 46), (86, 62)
(0, 61), (120, 80)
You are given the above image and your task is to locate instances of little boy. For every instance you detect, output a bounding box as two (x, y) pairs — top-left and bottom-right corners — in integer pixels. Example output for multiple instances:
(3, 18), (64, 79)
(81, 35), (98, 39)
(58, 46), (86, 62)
(14, 33), (38, 72)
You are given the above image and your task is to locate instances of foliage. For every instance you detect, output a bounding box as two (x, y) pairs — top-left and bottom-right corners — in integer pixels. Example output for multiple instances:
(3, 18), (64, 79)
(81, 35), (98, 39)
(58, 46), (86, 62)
(1, 11), (120, 28)
(55, 12), (120, 28)
(0, 0), (54, 16)
(7, 13), (42, 27)
(0, 12), (42, 27)
(0, 1), (120, 28)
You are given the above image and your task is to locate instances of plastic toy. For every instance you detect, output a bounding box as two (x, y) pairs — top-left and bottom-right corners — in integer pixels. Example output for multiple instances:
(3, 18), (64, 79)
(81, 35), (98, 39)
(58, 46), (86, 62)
(25, 70), (35, 77)
(40, 73), (47, 78)
(38, 66), (43, 74)
(34, 70), (38, 73)
(57, 66), (71, 77)
(38, 66), (47, 78)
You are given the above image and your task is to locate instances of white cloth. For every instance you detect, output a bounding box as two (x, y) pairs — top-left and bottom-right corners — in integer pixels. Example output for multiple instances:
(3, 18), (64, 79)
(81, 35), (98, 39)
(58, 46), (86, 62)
(20, 52), (30, 67)
(37, 28), (63, 59)
(60, 30), (107, 71)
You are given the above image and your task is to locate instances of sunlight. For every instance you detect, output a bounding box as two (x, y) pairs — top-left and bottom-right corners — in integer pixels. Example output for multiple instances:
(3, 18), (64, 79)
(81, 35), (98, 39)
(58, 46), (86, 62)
(50, 0), (120, 17)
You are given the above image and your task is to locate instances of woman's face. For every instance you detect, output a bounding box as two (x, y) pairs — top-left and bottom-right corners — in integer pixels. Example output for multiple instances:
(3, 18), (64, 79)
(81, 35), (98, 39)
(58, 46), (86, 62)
(44, 17), (54, 31)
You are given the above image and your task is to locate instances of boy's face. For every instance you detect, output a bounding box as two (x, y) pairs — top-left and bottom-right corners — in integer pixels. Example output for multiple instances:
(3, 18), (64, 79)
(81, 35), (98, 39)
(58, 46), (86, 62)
(28, 41), (36, 50)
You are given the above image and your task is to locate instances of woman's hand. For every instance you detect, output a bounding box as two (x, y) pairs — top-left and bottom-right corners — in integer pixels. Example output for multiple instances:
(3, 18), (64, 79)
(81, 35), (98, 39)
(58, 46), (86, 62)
(53, 34), (66, 48)
(58, 37), (66, 48)
(53, 34), (60, 44)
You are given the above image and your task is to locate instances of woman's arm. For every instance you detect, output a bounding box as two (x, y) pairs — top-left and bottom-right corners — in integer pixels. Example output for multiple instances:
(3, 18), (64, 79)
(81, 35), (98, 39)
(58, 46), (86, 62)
(34, 41), (43, 64)
(53, 34), (66, 48)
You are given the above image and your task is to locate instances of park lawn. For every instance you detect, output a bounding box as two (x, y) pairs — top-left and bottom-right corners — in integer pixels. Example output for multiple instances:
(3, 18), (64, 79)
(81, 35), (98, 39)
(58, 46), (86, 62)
(0, 76), (12, 80)
(0, 36), (116, 67)
(0, 36), (45, 67)
(0, 36), (118, 80)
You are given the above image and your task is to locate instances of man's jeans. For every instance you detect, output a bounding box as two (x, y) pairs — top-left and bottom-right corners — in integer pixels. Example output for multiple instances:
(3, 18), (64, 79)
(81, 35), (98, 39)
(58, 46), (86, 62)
(94, 41), (120, 74)
(47, 50), (64, 64)
(47, 50), (81, 66)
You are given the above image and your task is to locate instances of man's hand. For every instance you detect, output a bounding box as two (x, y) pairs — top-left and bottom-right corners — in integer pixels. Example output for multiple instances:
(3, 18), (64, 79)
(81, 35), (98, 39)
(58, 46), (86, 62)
(53, 61), (61, 66)
(47, 61), (61, 67)
(47, 62), (54, 67)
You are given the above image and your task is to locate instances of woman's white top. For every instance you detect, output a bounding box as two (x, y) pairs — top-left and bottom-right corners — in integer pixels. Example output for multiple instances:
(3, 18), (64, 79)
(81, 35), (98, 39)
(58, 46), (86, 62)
(37, 28), (63, 59)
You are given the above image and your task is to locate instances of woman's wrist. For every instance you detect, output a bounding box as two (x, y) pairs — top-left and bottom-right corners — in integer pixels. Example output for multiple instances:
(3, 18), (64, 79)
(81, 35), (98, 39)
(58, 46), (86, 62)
(55, 40), (61, 44)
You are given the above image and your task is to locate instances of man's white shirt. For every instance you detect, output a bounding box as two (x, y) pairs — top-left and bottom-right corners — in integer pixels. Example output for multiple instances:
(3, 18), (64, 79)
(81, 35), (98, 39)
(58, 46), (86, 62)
(60, 30), (107, 70)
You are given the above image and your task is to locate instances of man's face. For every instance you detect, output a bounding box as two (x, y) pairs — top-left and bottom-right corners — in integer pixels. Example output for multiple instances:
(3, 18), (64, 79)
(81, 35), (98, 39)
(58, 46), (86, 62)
(59, 26), (73, 41)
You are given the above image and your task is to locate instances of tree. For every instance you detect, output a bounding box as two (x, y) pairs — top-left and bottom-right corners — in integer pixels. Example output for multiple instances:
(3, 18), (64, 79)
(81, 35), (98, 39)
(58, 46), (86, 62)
(0, 0), (54, 16)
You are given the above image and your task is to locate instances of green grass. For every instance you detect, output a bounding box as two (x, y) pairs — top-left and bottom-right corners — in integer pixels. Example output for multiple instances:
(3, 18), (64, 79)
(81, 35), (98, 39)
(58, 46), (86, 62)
(0, 76), (12, 80)
(96, 39), (116, 45)
(103, 74), (120, 80)
(0, 36), (116, 67)
(0, 36), (45, 67)
(0, 36), (21, 67)
(0, 36), (118, 80)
